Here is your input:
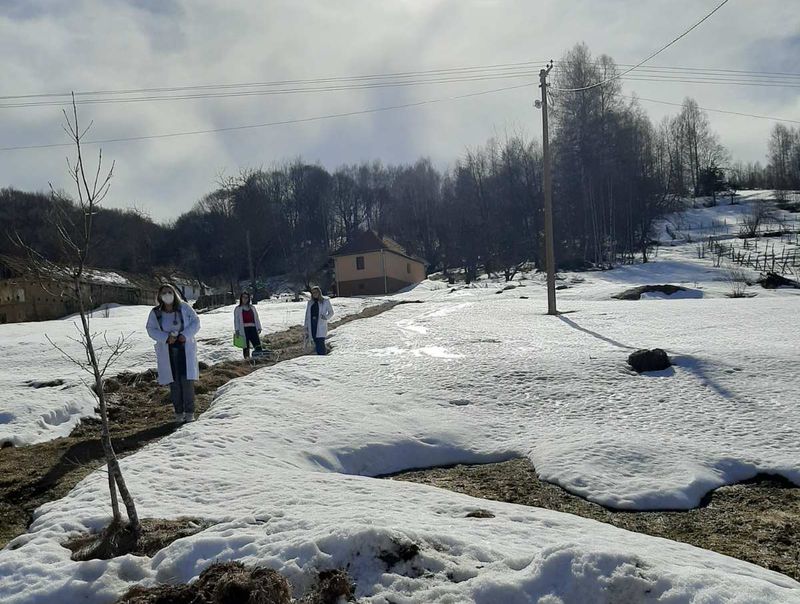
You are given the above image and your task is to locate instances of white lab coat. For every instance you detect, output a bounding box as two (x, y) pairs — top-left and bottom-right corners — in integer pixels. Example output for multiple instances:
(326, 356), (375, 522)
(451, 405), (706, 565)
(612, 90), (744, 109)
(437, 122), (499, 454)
(304, 297), (334, 339)
(233, 304), (262, 336)
(146, 303), (201, 385)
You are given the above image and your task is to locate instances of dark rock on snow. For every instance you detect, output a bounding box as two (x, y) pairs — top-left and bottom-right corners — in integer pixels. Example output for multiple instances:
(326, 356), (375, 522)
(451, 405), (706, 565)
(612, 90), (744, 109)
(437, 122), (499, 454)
(613, 284), (688, 300)
(628, 348), (671, 373)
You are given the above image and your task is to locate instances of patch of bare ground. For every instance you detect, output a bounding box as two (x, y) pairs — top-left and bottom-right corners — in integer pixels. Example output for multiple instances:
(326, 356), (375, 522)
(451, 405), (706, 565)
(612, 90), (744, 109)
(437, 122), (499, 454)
(114, 561), (355, 604)
(390, 458), (800, 581)
(0, 302), (399, 548)
(64, 517), (216, 561)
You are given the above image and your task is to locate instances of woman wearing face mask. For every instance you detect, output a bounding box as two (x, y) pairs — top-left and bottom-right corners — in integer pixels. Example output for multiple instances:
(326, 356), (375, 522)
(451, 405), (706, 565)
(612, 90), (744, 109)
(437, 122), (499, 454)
(146, 284), (201, 423)
(303, 286), (335, 355)
(234, 291), (263, 359)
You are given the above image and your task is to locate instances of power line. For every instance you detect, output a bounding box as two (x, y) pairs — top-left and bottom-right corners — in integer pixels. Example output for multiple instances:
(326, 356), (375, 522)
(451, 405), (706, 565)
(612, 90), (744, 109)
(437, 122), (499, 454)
(555, 67), (800, 84)
(624, 94), (800, 124)
(619, 76), (800, 88)
(8, 53), (800, 110)
(7, 67), (800, 111)
(550, 0), (731, 92)
(555, 61), (800, 79)
(3, 81), (796, 154)
(0, 81), (536, 152)
(8, 68), (800, 111)
(0, 70), (543, 109)
(0, 60), (547, 102)
(1, 52), (798, 111)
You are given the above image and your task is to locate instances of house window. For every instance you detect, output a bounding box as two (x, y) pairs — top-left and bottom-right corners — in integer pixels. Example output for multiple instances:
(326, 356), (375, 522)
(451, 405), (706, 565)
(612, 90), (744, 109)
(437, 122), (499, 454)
(407, 263), (411, 274)
(356, 256), (365, 270)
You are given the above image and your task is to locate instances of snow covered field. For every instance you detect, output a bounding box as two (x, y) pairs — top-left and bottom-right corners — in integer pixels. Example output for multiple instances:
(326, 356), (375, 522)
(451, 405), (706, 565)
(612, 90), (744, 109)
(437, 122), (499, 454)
(0, 296), (379, 447)
(1, 197), (799, 602)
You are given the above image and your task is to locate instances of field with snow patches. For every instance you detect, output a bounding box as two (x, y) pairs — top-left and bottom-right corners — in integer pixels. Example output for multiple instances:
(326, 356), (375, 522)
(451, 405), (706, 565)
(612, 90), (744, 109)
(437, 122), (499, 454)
(1, 197), (800, 602)
(655, 190), (800, 279)
(0, 296), (379, 447)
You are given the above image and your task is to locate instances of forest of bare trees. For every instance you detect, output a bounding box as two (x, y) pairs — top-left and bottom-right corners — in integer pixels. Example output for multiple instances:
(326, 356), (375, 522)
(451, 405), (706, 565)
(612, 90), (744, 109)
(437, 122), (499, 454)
(728, 124), (800, 195)
(2, 44), (794, 291)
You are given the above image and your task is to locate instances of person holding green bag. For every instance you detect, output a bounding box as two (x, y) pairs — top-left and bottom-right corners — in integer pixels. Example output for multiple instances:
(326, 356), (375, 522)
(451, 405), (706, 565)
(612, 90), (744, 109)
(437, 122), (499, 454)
(234, 291), (263, 359)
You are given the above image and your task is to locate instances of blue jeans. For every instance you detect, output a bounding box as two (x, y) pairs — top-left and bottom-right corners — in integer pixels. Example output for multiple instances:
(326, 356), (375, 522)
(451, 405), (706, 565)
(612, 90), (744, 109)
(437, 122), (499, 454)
(168, 343), (195, 414)
(169, 377), (195, 414)
(314, 337), (327, 355)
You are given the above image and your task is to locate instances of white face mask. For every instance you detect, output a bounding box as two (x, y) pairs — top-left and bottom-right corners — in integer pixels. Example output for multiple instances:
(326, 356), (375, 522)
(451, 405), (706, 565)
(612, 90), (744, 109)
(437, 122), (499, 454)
(161, 293), (175, 305)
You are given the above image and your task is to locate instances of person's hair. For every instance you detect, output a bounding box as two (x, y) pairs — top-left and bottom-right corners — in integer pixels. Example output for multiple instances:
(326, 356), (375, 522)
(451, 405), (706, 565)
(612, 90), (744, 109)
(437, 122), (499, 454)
(156, 284), (182, 311)
(310, 286), (326, 300)
(238, 292), (251, 306)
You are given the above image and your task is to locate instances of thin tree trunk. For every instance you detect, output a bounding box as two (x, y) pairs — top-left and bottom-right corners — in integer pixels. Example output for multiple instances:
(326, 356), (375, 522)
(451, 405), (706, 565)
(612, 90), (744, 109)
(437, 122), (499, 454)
(75, 278), (140, 533)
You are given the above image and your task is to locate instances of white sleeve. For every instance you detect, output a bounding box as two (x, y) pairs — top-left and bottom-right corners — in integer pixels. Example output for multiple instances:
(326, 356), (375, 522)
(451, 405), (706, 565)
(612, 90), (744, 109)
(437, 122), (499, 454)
(146, 310), (168, 343)
(182, 305), (201, 338)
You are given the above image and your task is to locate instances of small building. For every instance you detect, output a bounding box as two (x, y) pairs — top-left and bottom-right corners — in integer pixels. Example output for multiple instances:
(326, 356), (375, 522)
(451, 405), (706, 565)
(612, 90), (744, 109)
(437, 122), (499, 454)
(0, 255), (159, 324)
(154, 269), (208, 301)
(332, 231), (427, 296)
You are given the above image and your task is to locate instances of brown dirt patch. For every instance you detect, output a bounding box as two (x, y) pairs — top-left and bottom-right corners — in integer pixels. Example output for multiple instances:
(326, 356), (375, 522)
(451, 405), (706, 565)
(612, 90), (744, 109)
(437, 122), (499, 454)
(117, 561), (293, 604)
(0, 302), (399, 548)
(115, 560), (355, 604)
(391, 458), (800, 581)
(64, 517), (216, 561)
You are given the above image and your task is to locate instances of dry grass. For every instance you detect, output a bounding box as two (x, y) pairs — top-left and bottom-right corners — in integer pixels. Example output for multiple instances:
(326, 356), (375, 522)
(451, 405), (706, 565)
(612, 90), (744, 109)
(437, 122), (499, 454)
(117, 561), (292, 604)
(64, 517), (215, 561)
(391, 458), (800, 581)
(115, 561), (356, 604)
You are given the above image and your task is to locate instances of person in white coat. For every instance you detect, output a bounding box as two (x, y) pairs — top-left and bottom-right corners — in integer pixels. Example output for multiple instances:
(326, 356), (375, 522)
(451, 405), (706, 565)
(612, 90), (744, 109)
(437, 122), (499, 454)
(146, 284), (201, 423)
(233, 291), (263, 359)
(304, 286), (334, 355)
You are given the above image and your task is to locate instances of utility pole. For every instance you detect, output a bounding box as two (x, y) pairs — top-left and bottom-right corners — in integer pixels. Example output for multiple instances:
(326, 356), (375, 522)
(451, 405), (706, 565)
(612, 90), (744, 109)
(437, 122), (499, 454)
(246, 229), (257, 303)
(538, 60), (558, 315)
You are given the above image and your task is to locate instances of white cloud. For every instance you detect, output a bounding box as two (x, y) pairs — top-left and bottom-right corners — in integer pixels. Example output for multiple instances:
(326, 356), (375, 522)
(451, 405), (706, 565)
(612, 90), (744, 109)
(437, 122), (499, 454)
(1, 0), (798, 220)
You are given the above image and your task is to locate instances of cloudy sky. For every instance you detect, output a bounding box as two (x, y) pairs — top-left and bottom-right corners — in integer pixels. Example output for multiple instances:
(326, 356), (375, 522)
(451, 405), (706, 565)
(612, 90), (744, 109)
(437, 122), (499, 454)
(1, 0), (798, 221)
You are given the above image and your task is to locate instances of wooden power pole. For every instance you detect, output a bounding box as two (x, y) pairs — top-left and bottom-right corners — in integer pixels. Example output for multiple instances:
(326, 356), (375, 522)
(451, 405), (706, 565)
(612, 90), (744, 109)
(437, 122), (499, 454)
(246, 229), (257, 303)
(538, 61), (558, 315)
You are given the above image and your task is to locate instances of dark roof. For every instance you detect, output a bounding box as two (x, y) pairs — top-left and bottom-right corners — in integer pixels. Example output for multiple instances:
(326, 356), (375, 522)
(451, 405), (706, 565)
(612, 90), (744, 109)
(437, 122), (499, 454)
(0, 254), (28, 277)
(0, 254), (159, 291)
(331, 231), (427, 265)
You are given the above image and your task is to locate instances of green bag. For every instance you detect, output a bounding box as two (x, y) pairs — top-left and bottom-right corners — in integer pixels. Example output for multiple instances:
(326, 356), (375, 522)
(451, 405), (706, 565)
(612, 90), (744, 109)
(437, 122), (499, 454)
(233, 331), (246, 349)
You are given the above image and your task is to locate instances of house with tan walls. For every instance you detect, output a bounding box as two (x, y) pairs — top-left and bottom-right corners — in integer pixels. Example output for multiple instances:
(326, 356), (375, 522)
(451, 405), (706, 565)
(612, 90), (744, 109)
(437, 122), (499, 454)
(331, 231), (427, 296)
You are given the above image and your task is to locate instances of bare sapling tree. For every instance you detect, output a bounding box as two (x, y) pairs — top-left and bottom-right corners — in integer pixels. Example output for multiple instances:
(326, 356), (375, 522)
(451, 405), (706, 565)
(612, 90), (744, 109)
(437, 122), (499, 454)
(740, 200), (773, 239)
(15, 96), (141, 545)
(723, 264), (750, 298)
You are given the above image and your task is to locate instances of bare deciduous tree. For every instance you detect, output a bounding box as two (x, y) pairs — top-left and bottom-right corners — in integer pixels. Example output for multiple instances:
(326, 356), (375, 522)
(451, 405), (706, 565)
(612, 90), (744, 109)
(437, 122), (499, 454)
(740, 200), (773, 238)
(15, 96), (141, 546)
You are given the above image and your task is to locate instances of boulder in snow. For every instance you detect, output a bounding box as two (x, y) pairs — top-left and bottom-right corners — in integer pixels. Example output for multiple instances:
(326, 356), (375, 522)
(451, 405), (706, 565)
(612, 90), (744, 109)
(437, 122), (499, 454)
(758, 272), (800, 290)
(628, 348), (671, 373)
(613, 284), (689, 300)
